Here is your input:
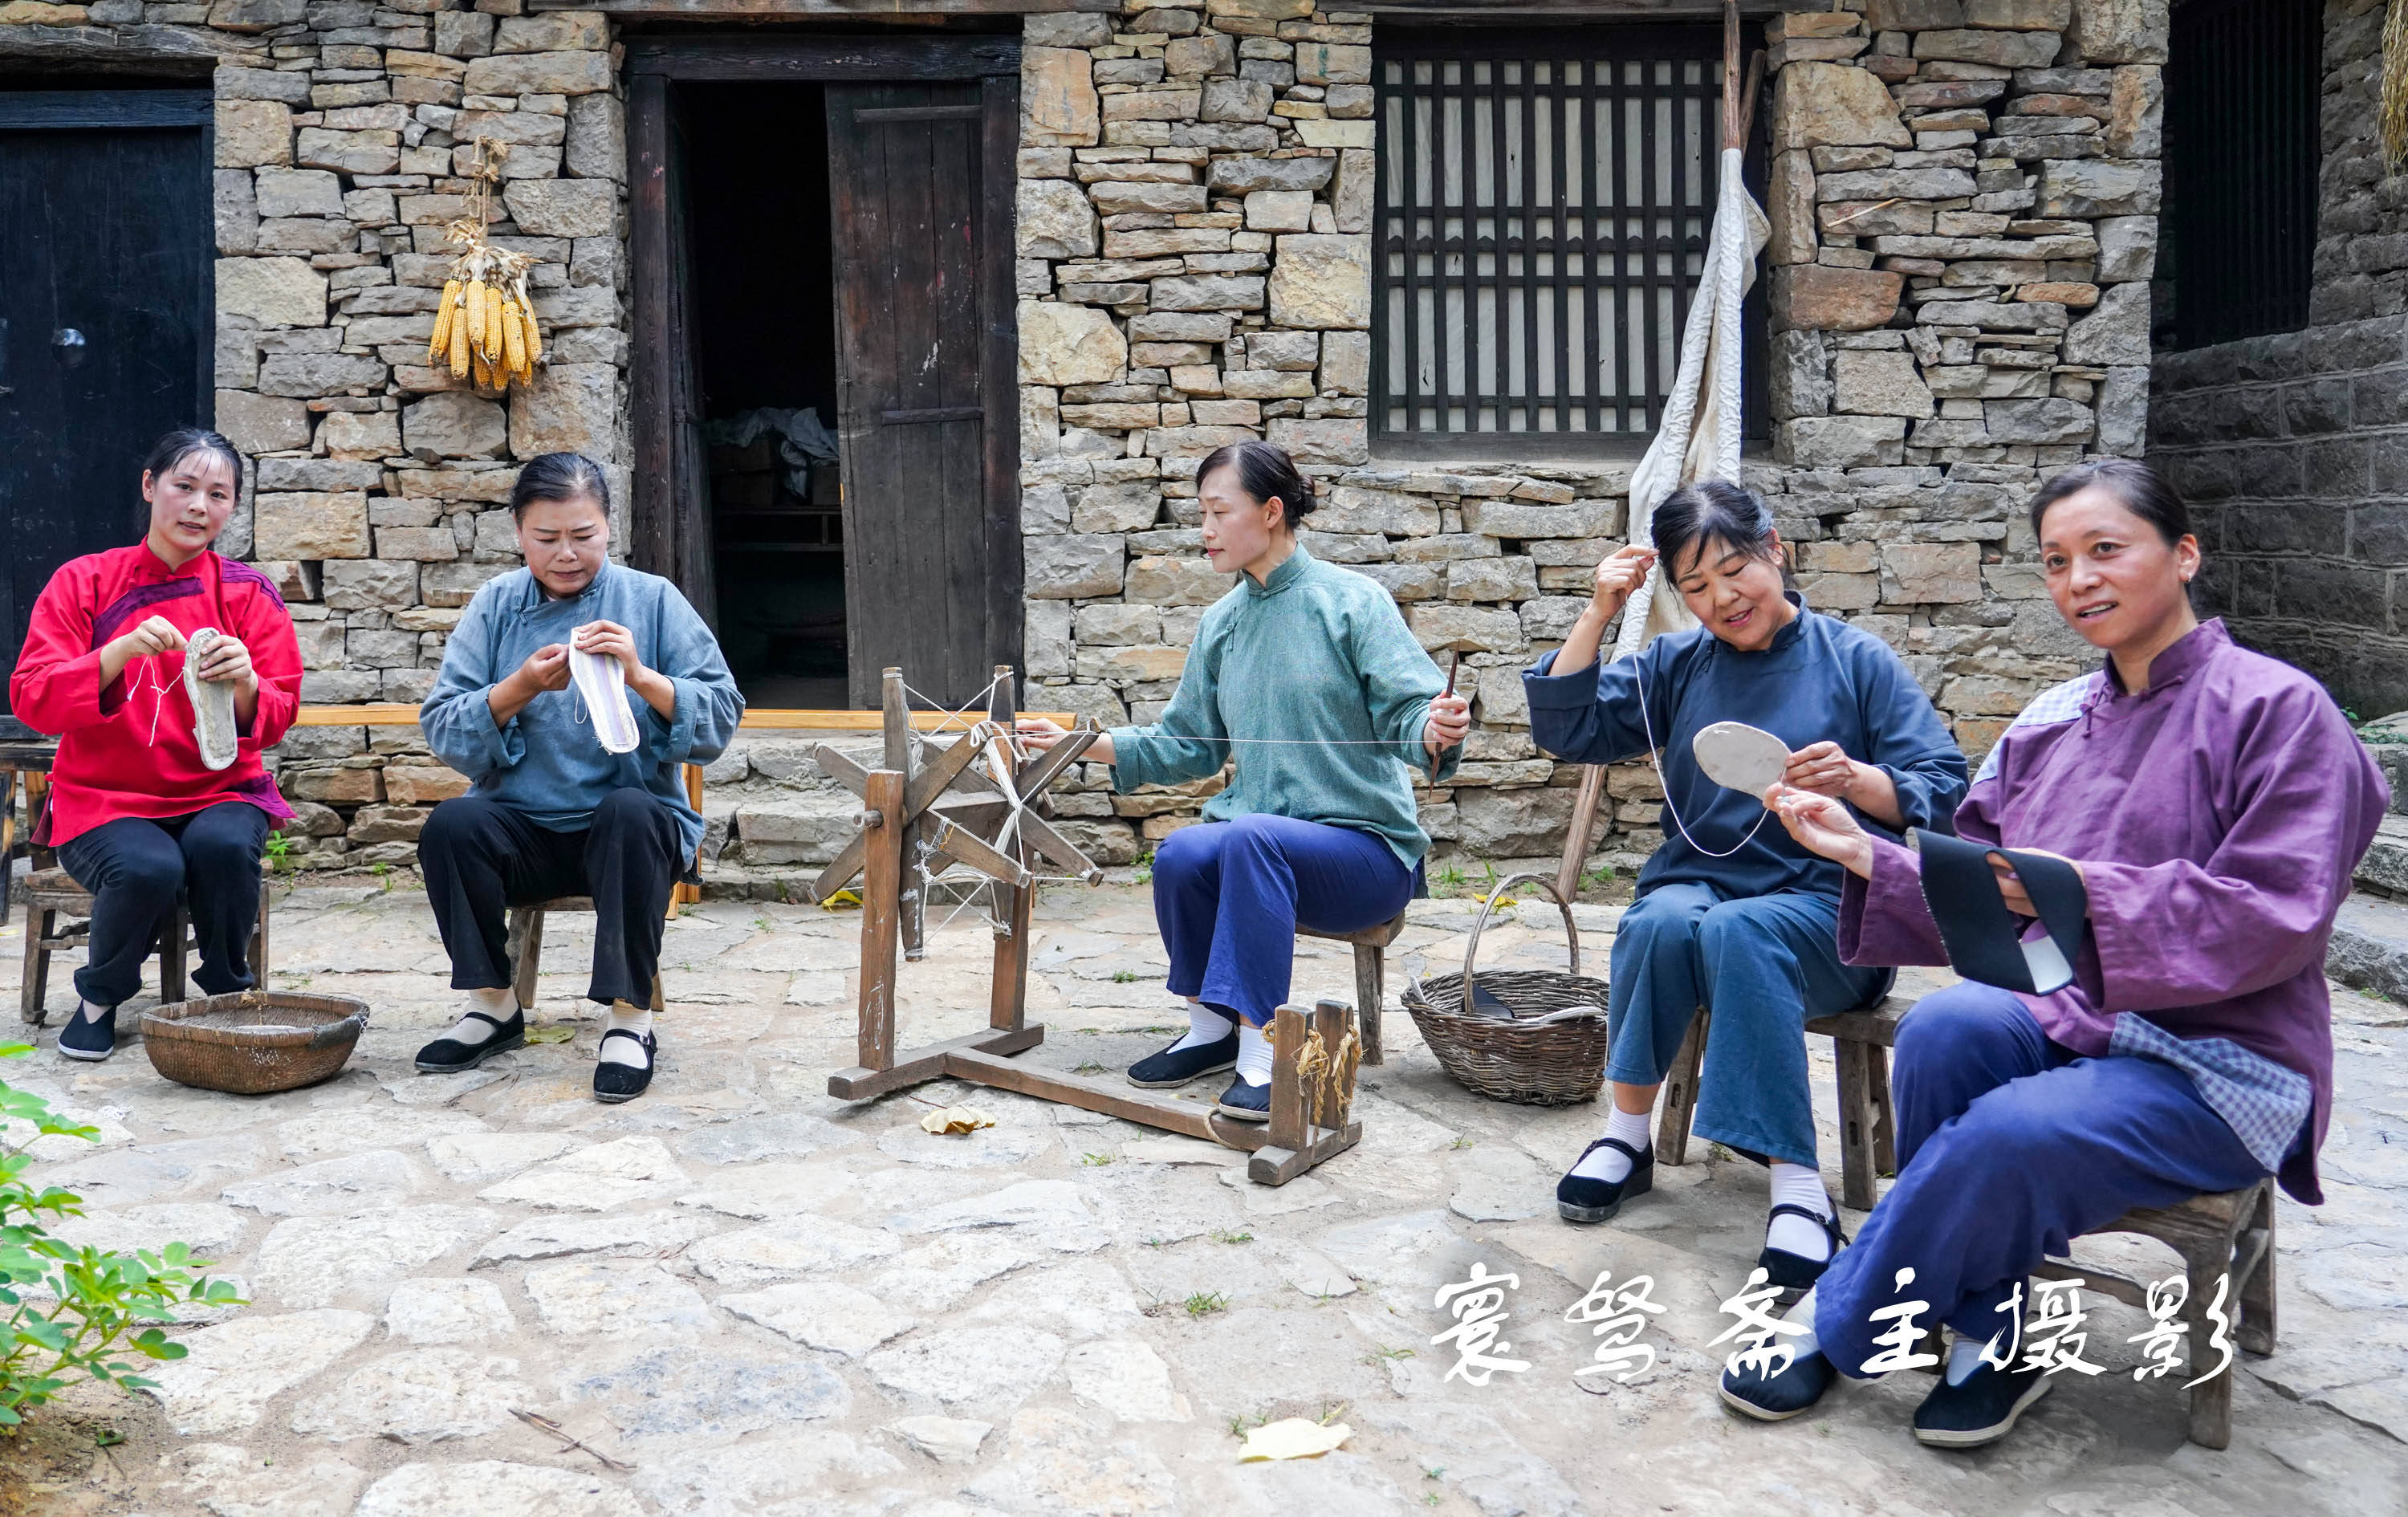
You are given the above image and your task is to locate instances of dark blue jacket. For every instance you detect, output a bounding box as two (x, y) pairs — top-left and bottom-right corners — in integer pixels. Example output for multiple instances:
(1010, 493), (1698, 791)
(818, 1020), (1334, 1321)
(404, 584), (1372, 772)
(1524, 594), (1968, 901)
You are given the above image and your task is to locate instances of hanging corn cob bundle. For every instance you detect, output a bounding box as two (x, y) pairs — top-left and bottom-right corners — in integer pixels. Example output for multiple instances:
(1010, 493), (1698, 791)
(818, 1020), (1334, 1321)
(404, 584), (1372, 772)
(423, 137), (546, 392)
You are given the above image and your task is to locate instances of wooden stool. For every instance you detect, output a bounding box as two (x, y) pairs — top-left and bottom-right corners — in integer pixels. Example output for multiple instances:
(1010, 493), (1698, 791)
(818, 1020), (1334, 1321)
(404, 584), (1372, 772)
(20, 867), (271, 1027)
(2034, 1178), (2276, 1450)
(1655, 993), (1909, 1210)
(504, 898), (665, 1014)
(1297, 908), (1406, 1066)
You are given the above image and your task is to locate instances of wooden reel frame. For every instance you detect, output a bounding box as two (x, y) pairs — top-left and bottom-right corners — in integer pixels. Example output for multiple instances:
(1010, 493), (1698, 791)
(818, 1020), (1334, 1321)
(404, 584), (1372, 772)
(815, 665), (1363, 1185)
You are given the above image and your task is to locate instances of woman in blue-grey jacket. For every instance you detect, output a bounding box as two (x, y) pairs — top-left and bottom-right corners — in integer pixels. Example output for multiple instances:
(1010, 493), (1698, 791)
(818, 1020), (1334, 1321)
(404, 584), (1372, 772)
(1525, 480), (1967, 1291)
(409, 453), (744, 1103)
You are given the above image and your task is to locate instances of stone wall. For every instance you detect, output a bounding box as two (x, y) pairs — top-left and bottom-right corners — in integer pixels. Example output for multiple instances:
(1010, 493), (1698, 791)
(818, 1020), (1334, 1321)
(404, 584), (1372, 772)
(997, 0), (2166, 873)
(2, 0), (2170, 883)
(2148, 0), (2408, 719)
(2, 0), (629, 870)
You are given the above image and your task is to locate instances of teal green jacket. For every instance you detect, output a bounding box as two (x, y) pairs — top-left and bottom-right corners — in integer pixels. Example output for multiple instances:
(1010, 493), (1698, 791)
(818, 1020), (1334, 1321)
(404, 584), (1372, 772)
(1108, 545), (1461, 867)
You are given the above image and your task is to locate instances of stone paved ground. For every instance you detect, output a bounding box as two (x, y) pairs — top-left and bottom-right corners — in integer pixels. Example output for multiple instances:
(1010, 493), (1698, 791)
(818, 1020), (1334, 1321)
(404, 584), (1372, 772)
(4, 877), (2406, 1517)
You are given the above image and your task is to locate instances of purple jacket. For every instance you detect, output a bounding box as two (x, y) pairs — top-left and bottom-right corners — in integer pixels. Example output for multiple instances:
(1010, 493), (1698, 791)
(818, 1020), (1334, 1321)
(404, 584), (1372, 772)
(1841, 620), (2389, 1203)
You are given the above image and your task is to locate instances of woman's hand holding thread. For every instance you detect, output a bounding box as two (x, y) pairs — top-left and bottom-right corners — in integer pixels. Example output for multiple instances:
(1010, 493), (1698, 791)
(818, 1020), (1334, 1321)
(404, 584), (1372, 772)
(1767, 783), (1876, 880)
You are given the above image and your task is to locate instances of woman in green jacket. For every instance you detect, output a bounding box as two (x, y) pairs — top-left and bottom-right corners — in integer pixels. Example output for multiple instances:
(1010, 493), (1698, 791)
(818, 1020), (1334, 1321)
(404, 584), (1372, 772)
(1019, 441), (1470, 1120)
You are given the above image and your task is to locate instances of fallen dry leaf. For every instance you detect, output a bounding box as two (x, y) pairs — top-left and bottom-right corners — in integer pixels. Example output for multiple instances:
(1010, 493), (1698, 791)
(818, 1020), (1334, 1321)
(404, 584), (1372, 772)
(919, 1104), (997, 1135)
(1235, 1418), (1351, 1462)
(524, 1025), (576, 1045)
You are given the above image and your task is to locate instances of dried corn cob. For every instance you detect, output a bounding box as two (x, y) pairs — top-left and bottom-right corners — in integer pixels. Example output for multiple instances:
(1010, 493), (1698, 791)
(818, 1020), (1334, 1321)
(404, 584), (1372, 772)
(516, 273), (543, 371)
(428, 278), (462, 364)
(499, 295), (527, 378)
(448, 296), (471, 379)
(473, 344), (496, 392)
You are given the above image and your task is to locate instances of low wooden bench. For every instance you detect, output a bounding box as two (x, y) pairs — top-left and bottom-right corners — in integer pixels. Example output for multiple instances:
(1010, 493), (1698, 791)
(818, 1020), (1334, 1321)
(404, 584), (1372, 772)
(1297, 909), (1406, 1066)
(1656, 994), (1907, 1210)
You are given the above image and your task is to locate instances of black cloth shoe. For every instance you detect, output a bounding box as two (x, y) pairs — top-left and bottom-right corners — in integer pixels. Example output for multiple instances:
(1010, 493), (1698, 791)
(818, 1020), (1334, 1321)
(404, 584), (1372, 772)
(414, 1008), (525, 1073)
(57, 1004), (118, 1063)
(1214, 1076), (1271, 1121)
(593, 1027), (657, 1104)
(1756, 1202), (1848, 1292)
(1127, 1031), (1239, 1088)
(1719, 1347), (1837, 1422)
(1912, 1359), (2052, 1448)
(1556, 1138), (1653, 1223)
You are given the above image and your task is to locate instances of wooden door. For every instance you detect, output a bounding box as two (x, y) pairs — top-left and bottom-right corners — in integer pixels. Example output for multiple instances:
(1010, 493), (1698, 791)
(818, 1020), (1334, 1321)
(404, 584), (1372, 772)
(628, 75), (718, 628)
(0, 91), (211, 726)
(826, 79), (1021, 710)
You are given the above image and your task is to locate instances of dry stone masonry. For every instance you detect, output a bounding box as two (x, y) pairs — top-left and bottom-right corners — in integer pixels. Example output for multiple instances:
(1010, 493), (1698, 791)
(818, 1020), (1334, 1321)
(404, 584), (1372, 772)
(1, 0), (2168, 880)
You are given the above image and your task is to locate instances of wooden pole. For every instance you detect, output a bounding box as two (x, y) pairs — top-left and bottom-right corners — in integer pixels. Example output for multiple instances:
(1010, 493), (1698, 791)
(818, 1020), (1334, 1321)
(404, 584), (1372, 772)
(883, 667), (925, 962)
(1722, 1), (1741, 152)
(857, 767), (905, 1072)
(986, 664), (1032, 1033)
(1555, 763), (1609, 905)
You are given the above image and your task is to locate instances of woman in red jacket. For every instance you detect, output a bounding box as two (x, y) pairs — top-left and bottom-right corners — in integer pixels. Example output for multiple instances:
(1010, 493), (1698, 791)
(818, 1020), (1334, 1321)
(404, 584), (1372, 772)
(10, 428), (303, 1059)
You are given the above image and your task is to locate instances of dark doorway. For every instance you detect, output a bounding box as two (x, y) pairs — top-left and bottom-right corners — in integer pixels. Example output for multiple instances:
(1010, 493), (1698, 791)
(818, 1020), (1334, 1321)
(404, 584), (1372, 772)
(0, 88), (212, 726)
(626, 35), (1023, 711)
(685, 83), (847, 709)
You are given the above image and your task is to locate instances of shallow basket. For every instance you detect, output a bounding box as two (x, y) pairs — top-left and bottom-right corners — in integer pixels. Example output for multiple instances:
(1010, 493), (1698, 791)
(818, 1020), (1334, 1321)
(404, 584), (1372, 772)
(1402, 872), (1613, 1106)
(140, 990), (371, 1096)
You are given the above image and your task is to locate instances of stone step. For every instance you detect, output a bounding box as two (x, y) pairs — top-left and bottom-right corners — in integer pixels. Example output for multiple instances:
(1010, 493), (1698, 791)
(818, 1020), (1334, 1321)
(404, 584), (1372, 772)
(2357, 813), (2408, 896)
(2329, 890), (2408, 1003)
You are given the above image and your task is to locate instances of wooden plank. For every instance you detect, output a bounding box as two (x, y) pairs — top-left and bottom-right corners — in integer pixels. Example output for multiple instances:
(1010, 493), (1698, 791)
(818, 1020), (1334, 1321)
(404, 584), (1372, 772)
(598, 1), (1097, 22)
(1247, 1122), (1362, 1186)
(0, 91), (212, 128)
(943, 1048), (1226, 1142)
(1018, 811), (1108, 885)
(627, 74), (677, 585)
(1555, 763), (1607, 904)
(927, 816), (1031, 888)
(1011, 722), (1097, 800)
(978, 69), (1025, 689)
(1267, 1004), (1307, 1152)
(827, 1023), (1044, 1100)
(290, 706), (1074, 730)
(1654, 1004), (1709, 1165)
(856, 768), (905, 1072)
(983, 664), (1030, 1032)
(1802, 998), (1912, 1047)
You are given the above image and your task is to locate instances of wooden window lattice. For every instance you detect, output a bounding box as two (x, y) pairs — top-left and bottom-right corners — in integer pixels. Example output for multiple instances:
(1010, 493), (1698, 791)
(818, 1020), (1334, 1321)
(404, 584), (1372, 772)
(1373, 26), (1765, 453)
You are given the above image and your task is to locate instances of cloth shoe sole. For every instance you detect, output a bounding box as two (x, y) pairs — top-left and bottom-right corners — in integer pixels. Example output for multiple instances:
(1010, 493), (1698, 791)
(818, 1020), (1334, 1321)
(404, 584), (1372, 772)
(570, 633), (641, 754)
(57, 1018), (118, 1063)
(184, 628), (240, 772)
(1913, 1369), (2054, 1448)
(1556, 1138), (1653, 1224)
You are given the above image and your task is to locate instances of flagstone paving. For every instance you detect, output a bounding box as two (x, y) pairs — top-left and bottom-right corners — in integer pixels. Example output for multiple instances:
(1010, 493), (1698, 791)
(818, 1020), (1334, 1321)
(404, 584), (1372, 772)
(4, 878), (2406, 1517)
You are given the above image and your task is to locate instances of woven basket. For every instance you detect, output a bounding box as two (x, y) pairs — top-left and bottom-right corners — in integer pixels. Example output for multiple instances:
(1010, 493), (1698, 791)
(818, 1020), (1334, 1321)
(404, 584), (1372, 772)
(1403, 872), (1613, 1105)
(140, 991), (370, 1096)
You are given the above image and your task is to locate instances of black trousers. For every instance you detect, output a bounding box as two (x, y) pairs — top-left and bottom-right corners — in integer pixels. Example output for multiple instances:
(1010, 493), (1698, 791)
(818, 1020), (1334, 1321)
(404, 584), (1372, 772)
(56, 802), (268, 1008)
(417, 789), (681, 1007)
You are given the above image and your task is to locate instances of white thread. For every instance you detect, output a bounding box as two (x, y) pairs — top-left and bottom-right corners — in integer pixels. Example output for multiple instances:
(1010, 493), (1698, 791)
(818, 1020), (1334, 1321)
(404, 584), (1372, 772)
(1627, 651), (1773, 860)
(126, 655), (177, 750)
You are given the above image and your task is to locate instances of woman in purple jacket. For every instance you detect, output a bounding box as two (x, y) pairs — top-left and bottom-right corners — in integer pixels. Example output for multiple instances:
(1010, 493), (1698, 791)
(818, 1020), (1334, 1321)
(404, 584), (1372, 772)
(1718, 461), (2388, 1448)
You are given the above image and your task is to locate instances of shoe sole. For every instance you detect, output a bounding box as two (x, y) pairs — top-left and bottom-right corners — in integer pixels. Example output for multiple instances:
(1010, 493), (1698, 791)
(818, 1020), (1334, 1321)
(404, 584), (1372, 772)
(592, 1083), (650, 1105)
(415, 1032), (526, 1074)
(1214, 1100), (1271, 1122)
(1913, 1374), (2054, 1448)
(57, 1041), (115, 1063)
(185, 628), (241, 772)
(1557, 1169), (1651, 1225)
(1718, 1381), (1818, 1422)
(1127, 1059), (1235, 1089)
(570, 636), (641, 754)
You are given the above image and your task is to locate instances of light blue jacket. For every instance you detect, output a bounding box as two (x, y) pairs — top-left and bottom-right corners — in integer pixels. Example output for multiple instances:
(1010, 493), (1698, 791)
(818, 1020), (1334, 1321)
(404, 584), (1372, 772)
(420, 561), (743, 860)
(1108, 544), (1459, 867)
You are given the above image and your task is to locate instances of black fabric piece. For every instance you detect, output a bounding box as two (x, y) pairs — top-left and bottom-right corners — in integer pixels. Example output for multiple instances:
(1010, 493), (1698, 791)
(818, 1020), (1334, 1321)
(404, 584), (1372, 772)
(1914, 830), (2089, 995)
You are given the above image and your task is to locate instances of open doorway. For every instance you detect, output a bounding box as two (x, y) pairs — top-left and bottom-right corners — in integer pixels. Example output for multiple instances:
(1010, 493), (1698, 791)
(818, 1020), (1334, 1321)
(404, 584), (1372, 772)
(683, 83), (845, 709)
(627, 35), (1024, 713)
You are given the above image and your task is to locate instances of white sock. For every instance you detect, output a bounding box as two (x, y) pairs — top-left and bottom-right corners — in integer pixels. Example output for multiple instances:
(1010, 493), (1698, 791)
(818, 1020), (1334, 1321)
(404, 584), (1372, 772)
(1234, 1021), (1273, 1086)
(75, 998), (115, 1023)
(1572, 1105), (1654, 1182)
(1781, 1287), (1822, 1362)
(600, 1001), (654, 1069)
(1946, 1335), (1987, 1386)
(1169, 1000), (1235, 1052)
(1766, 1161), (1836, 1261)
(439, 986), (517, 1047)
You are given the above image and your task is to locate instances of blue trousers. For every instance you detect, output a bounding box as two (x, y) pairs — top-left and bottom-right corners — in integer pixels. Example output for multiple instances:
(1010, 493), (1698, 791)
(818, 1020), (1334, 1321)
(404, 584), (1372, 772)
(1152, 814), (1415, 1027)
(1816, 983), (2266, 1377)
(1607, 881), (1886, 1166)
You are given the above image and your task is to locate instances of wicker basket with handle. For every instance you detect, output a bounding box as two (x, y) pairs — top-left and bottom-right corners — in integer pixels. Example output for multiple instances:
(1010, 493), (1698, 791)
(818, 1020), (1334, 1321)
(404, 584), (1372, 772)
(1401, 872), (1613, 1105)
(140, 990), (370, 1096)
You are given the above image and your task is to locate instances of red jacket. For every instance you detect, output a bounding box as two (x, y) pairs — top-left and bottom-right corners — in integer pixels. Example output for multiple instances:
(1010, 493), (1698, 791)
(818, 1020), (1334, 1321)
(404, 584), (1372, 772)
(10, 544), (303, 848)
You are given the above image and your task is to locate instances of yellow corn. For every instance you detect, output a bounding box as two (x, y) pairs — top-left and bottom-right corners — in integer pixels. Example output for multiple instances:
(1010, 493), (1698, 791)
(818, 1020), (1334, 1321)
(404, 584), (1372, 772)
(473, 344), (496, 392)
(472, 281), (495, 359)
(499, 296), (527, 378)
(428, 278), (461, 363)
(521, 301), (543, 370)
(447, 295), (471, 379)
